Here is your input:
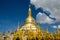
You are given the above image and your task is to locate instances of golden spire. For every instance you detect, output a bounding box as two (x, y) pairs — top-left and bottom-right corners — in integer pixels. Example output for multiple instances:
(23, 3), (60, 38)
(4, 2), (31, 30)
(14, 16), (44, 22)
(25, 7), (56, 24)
(17, 21), (20, 31)
(24, 5), (36, 24)
(28, 5), (32, 17)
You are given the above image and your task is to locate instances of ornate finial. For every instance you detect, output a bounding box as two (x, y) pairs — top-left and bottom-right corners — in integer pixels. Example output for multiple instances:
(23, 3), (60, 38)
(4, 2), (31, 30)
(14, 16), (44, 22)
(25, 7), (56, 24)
(29, 5), (31, 11)
(28, 5), (32, 17)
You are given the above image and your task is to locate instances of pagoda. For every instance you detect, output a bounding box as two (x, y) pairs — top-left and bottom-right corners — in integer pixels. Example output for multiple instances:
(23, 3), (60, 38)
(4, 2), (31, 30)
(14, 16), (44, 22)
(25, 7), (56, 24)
(13, 5), (60, 40)
(13, 5), (43, 40)
(0, 6), (60, 40)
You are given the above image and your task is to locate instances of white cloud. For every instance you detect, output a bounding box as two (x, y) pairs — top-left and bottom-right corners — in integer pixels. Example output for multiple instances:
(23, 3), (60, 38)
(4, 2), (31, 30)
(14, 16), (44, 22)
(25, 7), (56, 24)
(58, 25), (60, 29)
(36, 12), (53, 24)
(31, 0), (60, 23)
(53, 25), (60, 29)
(53, 26), (57, 29)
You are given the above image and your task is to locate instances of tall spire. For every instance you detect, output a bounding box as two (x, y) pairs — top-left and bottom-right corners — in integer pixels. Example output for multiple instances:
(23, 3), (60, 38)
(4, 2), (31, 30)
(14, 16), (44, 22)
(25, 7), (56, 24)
(24, 5), (36, 24)
(17, 21), (20, 31)
(28, 5), (32, 17)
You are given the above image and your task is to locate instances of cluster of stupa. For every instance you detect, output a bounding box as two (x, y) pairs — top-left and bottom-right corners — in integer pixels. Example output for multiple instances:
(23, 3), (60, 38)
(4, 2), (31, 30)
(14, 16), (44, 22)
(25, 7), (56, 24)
(0, 6), (60, 40)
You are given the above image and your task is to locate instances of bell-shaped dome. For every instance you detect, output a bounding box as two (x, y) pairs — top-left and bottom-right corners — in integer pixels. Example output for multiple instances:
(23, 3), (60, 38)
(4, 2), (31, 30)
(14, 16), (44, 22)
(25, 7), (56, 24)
(24, 6), (36, 24)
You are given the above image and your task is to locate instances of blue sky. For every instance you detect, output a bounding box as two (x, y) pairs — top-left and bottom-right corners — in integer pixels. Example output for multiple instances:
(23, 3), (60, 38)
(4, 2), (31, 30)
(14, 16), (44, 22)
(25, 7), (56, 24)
(0, 0), (30, 33)
(0, 0), (60, 33)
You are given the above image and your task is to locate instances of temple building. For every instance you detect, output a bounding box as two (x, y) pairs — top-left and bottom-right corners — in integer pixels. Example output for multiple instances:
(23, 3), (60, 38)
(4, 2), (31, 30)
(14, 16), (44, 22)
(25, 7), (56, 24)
(0, 6), (60, 40)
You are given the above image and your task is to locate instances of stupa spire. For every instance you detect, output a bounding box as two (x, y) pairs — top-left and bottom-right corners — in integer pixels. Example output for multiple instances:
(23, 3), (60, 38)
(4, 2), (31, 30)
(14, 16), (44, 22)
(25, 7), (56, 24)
(24, 5), (36, 24)
(17, 21), (20, 30)
(28, 5), (32, 17)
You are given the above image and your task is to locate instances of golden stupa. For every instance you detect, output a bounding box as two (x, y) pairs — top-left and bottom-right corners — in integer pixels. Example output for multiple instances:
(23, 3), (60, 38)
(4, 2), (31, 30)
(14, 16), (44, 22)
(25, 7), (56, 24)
(0, 6), (60, 40)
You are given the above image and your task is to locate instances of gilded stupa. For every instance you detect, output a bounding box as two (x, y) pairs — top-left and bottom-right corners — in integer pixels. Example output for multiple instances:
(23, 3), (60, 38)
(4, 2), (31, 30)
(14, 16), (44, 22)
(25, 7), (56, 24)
(13, 6), (43, 40)
(0, 5), (60, 40)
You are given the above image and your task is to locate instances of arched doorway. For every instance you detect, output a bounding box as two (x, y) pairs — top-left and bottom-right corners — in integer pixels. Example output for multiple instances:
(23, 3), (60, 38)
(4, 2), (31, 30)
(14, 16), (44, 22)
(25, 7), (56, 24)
(16, 37), (20, 40)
